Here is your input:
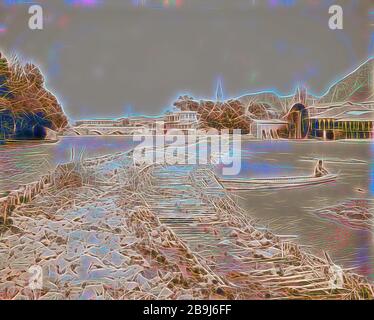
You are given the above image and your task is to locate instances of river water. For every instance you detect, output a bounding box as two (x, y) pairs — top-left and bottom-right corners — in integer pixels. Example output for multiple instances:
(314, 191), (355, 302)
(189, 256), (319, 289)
(226, 140), (374, 281)
(0, 137), (373, 280)
(0, 136), (135, 193)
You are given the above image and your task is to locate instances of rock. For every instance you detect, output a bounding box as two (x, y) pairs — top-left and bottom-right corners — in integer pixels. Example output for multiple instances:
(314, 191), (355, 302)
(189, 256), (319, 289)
(121, 265), (144, 281)
(218, 239), (232, 246)
(160, 271), (172, 281)
(159, 287), (173, 299)
(13, 293), (30, 300)
(251, 231), (263, 238)
(105, 251), (128, 268)
(247, 240), (262, 247)
(178, 294), (194, 300)
(156, 255), (166, 264)
(266, 247), (281, 257)
(121, 237), (139, 246)
(216, 287), (225, 296)
(40, 248), (57, 260)
(161, 240), (169, 247)
(141, 259), (151, 268)
(150, 284), (164, 296)
(259, 238), (270, 246)
(151, 230), (159, 237)
(153, 237), (162, 244)
(56, 256), (69, 275)
(230, 230), (238, 238)
(39, 292), (65, 300)
(0, 281), (19, 298)
(43, 280), (59, 291)
(148, 275), (161, 283)
(79, 287), (100, 300)
(254, 249), (277, 259)
(204, 275), (216, 285)
(235, 239), (247, 247)
(123, 281), (139, 291)
(136, 274), (151, 291)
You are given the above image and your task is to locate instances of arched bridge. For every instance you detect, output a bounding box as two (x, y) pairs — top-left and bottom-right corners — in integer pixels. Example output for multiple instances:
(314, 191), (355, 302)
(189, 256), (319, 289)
(70, 126), (147, 136)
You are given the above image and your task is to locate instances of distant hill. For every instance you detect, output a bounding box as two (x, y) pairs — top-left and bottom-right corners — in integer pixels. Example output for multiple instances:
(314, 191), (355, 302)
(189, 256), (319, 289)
(175, 58), (374, 120)
(238, 59), (373, 110)
(238, 91), (293, 114)
(239, 59), (374, 112)
(317, 58), (373, 104)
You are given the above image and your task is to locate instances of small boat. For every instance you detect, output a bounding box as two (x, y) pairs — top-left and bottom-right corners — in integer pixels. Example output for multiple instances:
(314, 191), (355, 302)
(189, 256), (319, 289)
(219, 174), (337, 191)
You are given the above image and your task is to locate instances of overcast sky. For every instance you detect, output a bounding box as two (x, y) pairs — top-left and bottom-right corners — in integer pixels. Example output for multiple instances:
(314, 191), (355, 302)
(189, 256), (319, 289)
(0, 0), (372, 120)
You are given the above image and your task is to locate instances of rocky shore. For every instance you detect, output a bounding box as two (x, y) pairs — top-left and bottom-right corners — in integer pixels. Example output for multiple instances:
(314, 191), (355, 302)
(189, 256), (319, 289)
(314, 199), (374, 231)
(0, 151), (373, 300)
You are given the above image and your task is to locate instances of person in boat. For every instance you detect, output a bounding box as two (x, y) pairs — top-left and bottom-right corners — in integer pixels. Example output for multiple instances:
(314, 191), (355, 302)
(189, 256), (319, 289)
(314, 160), (329, 178)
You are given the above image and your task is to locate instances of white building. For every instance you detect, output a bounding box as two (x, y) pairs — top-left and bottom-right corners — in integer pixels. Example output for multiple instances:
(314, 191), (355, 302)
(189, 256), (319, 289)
(251, 119), (288, 140)
(128, 116), (163, 129)
(164, 111), (199, 132)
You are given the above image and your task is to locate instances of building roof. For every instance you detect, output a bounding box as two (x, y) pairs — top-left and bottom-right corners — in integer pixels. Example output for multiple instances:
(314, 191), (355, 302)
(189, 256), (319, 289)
(308, 102), (374, 122)
(128, 116), (163, 122)
(76, 119), (120, 122)
(175, 110), (198, 113)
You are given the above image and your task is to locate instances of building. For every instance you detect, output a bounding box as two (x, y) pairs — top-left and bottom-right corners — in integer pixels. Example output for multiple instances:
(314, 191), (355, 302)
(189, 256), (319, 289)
(128, 116), (163, 129)
(308, 102), (374, 140)
(164, 111), (199, 133)
(73, 117), (152, 135)
(284, 87), (310, 139)
(251, 119), (288, 140)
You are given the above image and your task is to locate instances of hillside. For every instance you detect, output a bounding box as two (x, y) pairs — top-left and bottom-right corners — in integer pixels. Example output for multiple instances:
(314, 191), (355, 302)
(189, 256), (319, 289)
(173, 95), (279, 133)
(317, 58), (373, 104)
(174, 58), (374, 124)
(238, 59), (373, 108)
(0, 52), (68, 140)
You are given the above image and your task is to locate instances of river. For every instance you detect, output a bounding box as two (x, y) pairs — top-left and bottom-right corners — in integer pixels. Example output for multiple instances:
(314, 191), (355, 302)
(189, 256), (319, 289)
(0, 136), (373, 280)
(225, 140), (374, 281)
(0, 136), (135, 193)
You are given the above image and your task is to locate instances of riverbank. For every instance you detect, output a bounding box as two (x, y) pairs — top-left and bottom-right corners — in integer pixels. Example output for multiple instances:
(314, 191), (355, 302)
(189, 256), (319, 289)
(0, 151), (373, 300)
(0, 138), (59, 145)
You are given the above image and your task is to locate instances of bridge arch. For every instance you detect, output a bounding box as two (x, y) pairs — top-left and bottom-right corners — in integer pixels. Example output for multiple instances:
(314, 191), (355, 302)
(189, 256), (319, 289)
(89, 130), (103, 136)
(73, 129), (81, 136)
(109, 130), (125, 135)
(287, 103), (309, 139)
